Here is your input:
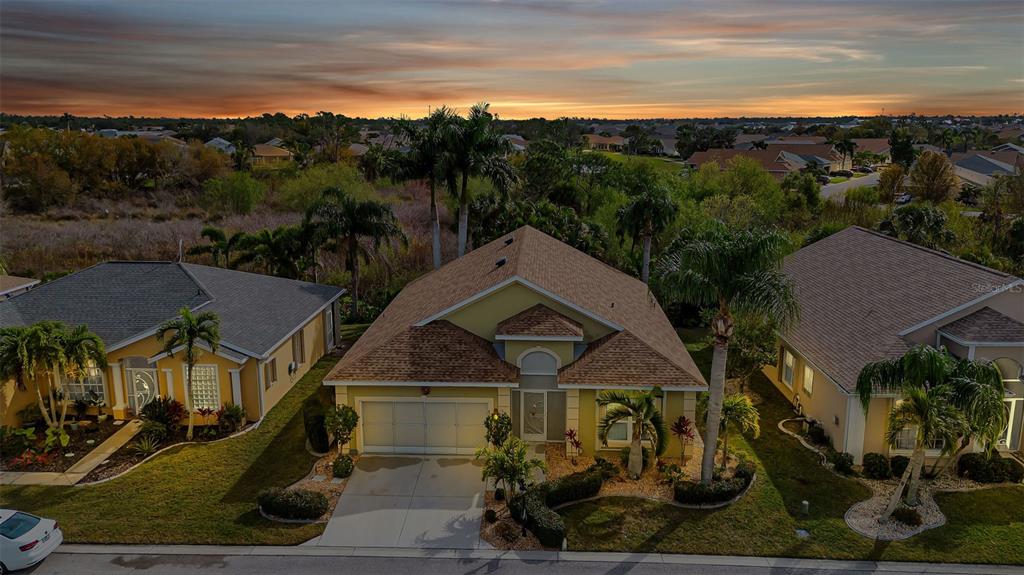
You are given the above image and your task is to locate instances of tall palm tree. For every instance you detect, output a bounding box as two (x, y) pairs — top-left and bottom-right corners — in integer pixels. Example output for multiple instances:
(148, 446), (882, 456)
(713, 393), (760, 468)
(187, 226), (246, 268)
(156, 307), (220, 440)
(447, 103), (517, 257)
(233, 227), (303, 279)
(616, 185), (678, 283)
(655, 224), (798, 484)
(597, 387), (667, 479)
(394, 107), (458, 269)
(857, 345), (1004, 517)
(54, 324), (107, 427)
(306, 187), (405, 319)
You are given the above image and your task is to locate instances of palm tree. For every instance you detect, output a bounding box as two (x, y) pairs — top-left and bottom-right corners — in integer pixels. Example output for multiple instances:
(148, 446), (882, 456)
(156, 307), (220, 440)
(231, 141), (254, 171)
(394, 107), (458, 269)
(54, 324), (107, 427)
(233, 226), (303, 278)
(187, 226), (246, 268)
(857, 345), (1005, 517)
(306, 187), (405, 320)
(447, 103), (517, 257)
(831, 133), (857, 170)
(714, 394), (760, 468)
(616, 185), (678, 283)
(596, 387), (668, 479)
(655, 224), (798, 484)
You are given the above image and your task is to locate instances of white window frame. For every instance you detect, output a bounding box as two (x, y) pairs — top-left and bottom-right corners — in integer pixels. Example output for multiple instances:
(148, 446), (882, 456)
(183, 364), (220, 411)
(595, 392), (667, 449)
(802, 364), (814, 396)
(62, 363), (107, 403)
(781, 349), (795, 389)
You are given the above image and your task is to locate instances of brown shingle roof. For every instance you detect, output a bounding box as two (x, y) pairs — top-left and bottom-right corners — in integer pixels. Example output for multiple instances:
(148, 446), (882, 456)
(852, 138), (890, 154)
(686, 149), (791, 174)
(558, 331), (704, 388)
(326, 320), (518, 383)
(326, 226), (704, 387)
(939, 307), (1024, 343)
(783, 227), (1019, 392)
(496, 304), (583, 338)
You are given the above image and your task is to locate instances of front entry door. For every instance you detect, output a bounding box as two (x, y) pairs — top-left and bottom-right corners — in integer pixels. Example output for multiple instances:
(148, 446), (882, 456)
(126, 368), (159, 413)
(521, 391), (546, 442)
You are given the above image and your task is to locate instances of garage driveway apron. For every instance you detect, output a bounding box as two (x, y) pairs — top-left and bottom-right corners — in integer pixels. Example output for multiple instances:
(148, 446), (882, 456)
(318, 456), (485, 549)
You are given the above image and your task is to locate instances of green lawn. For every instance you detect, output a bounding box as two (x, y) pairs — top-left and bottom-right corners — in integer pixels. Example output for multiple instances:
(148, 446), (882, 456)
(598, 151), (686, 177)
(829, 176), (849, 184)
(0, 356), (339, 544)
(561, 330), (1024, 564)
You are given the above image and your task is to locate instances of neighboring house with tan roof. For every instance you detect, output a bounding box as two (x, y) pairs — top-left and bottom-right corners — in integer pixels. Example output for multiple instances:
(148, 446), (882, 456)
(252, 143), (293, 164)
(686, 146), (839, 178)
(584, 134), (626, 152)
(324, 226), (706, 456)
(951, 150), (1022, 189)
(851, 138), (891, 162)
(766, 227), (1024, 464)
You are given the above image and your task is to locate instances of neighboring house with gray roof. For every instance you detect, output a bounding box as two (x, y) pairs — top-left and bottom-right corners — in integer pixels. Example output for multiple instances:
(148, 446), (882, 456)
(204, 137), (236, 155)
(0, 262), (344, 426)
(765, 227), (1023, 463)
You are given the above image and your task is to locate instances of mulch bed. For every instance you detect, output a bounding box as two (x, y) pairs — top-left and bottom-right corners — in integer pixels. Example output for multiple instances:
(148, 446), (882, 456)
(1, 418), (121, 473)
(282, 451), (359, 521)
(546, 443), (702, 502)
(81, 423), (243, 483)
(479, 490), (547, 551)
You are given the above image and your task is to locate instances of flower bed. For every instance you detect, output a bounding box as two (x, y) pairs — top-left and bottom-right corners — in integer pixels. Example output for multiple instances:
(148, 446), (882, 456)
(1, 419), (121, 473)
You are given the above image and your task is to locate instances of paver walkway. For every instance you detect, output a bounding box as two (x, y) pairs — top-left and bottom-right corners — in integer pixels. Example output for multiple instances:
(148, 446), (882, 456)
(0, 420), (142, 486)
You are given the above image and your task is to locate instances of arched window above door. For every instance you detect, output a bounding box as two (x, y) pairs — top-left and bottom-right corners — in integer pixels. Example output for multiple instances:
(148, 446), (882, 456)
(517, 348), (560, 375)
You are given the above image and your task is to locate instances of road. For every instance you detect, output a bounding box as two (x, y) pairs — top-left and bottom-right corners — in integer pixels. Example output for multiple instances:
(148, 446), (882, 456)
(26, 550), (1023, 575)
(821, 172), (880, 200)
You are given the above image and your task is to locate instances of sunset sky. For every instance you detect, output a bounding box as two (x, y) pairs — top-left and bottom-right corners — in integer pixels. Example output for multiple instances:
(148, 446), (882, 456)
(2, 0), (1022, 119)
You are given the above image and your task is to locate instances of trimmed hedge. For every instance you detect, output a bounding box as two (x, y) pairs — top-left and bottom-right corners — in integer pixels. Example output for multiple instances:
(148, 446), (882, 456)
(257, 488), (328, 520)
(674, 461), (755, 505)
(302, 397), (330, 454)
(958, 453), (1024, 484)
(890, 455), (910, 477)
(508, 463), (607, 547)
(332, 455), (354, 478)
(862, 453), (892, 479)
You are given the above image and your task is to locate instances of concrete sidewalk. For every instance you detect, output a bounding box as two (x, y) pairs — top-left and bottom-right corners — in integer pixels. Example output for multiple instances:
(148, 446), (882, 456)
(0, 420), (141, 486)
(54, 544), (1023, 574)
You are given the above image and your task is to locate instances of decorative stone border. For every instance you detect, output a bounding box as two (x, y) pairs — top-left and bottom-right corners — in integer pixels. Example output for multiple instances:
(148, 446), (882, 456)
(844, 495), (946, 541)
(77, 422), (259, 487)
(257, 505), (327, 525)
(551, 473), (756, 511)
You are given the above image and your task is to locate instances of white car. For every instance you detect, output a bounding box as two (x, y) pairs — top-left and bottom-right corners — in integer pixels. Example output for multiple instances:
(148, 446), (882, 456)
(0, 510), (62, 573)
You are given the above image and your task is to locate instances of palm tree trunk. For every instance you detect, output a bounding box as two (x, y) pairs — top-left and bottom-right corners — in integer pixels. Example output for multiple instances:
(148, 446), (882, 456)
(881, 451), (915, 520)
(629, 426), (643, 479)
(34, 376), (55, 428)
(640, 234), (652, 284)
(429, 179), (441, 269)
(45, 371), (59, 429)
(458, 172), (469, 257)
(701, 335), (729, 484)
(904, 445), (926, 506)
(185, 366), (195, 441)
(349, 235), (360, 320)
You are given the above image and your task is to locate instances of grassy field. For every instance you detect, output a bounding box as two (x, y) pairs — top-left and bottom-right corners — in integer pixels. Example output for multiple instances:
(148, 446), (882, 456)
(598, 151), (686, 177)
(560, 330), (1024, 565)
(0, 355), (340, 545)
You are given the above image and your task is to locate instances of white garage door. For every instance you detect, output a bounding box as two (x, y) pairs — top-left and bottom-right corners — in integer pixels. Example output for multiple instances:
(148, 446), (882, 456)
(360, 399), (490, 454)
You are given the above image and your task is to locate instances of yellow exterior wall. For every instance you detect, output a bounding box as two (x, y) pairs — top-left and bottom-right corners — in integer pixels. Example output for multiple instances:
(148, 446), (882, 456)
(262, 313), (327, 415)
(504, 341), (575, 368)
(862, 397), (892, 455)
(443, 282), (613, 342)
(768, 342), (850, 451)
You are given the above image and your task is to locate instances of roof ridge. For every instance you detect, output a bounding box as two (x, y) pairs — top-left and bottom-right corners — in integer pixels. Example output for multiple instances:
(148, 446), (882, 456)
(847, 226), (1017, 280)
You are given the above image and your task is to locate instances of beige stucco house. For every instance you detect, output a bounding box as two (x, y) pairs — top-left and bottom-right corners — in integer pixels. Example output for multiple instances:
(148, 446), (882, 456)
(766, 227), (1023, 463)
(0, 262), (344, 425)
(324, 226), (706, 457)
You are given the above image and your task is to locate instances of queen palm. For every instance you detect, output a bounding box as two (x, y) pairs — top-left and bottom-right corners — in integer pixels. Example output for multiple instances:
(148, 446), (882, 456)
(447, 103), (517, 257)
(616, 185), (678, 283)
(857, 345), (1004, 517)
(655, 224), (798, 484)
(187, 226), (246, 268)
(156, 307), (220, 440)
(306, 187), (405, 320)
(597, 387), (668, 478)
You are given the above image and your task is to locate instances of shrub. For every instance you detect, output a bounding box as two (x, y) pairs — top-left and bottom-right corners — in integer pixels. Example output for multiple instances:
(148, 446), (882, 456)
(484, 509), (498, 523)
(129, 434), (161, 457)
(258, 488), (328, 520)
(332, 455), (354, 478)
(140, 397), (186, 429)
(890, 455), (910, 477)
(302, 397), (330, 454)
(618, 446), (651, 472)
(733, 460), (757, 481)
(139, 420), (167, 442)
(1004, 458), (1024, 484)
(958, 453), (1023, 484)
(862, 453), (892, 479)
(829, 451), (856, 475)
(324, 404), (359, 453)
(591, 457), (617, 479)
(806, 421), (830, 448)
(0, 426), (36, 455)
(891, 506), (922, 527)
(216, 403), (246, 433)
(485, 411), (513, 447)
(202, 172), (265, 215)
(508, 464), (608, 548)
(674, 476), (748, 505)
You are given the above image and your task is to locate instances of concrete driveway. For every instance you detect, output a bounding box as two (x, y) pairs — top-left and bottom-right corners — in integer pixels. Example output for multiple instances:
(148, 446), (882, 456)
(317, 456), (485, 549)
(821, 171), (880, 199)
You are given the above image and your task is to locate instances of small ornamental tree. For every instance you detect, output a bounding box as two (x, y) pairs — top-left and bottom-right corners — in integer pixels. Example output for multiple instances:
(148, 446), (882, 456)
(484, 410), (513, 447)
(671, 415), (695, 462)
(325, 404), (359, 454)
(475, 436), (546, 499)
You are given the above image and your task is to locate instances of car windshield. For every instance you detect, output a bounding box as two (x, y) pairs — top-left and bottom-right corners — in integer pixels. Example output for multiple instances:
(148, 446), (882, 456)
(0, 512), (40, 539)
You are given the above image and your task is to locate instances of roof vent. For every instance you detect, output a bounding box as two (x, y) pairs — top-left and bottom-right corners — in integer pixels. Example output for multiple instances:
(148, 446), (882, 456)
(505, 236), (514, 245)
(496, 257), (507, 268)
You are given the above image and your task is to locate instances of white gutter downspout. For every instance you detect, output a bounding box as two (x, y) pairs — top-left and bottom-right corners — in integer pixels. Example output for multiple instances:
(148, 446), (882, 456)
(256, 361), (266, 419)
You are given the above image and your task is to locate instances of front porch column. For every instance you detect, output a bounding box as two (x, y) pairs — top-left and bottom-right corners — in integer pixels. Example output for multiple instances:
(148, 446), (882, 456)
(162, 369), (174, 400)
(565, 388), (580, 450)
(110, 362), (126, 419)
(497, 387), (511, 414)
(229, 369), (242, 406)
